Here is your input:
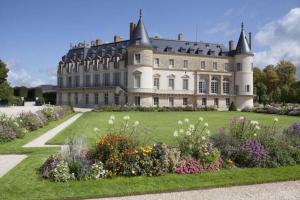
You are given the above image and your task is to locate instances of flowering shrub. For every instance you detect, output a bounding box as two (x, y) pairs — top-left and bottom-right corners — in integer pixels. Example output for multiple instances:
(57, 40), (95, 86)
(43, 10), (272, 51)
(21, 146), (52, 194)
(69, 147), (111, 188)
(0, 114), (26, 143)
(175, 158), (205, 174)
(0, 123), (16, 143)
(229, 117), (261, 140)
(173, 117), (220, 164)
(18, 112), (44, 131)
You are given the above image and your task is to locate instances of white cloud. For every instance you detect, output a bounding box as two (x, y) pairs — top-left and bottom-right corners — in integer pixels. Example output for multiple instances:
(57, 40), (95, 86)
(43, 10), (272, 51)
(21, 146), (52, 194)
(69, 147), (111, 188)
(206, 21), (237, 37)
(254, 7), (300, 78)
(7, 60), (47, 87)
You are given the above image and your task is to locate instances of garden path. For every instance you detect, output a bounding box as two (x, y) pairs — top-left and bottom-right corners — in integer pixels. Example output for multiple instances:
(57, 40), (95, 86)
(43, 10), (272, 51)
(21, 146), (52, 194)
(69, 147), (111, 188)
(87, 180), (300, 200)
(23, 113), (83, 147)
(0, 155), (27, 177)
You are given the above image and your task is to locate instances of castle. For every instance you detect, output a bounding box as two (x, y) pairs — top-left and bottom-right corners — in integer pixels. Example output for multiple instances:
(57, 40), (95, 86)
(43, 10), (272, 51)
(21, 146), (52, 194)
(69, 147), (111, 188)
(57, 11), (254, 110)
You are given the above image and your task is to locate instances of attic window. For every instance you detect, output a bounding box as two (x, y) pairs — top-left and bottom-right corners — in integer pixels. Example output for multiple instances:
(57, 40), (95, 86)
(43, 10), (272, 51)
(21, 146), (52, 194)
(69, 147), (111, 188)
(205, 44), (210, 47)
(179, 47), (186, 53)
(165, 46), (172, 52)
(194, 43), (198, 46)
(185, 42), (190, 45)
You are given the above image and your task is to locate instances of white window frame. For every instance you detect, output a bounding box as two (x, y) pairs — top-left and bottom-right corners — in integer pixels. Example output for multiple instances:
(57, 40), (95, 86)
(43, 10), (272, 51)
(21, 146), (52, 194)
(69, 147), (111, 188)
(168, 78), (174, 90)
(199, 79), (207, 94)
(134, 75), (141, 88)
(182, 79), (189, 90)
(169, 97), (174, 107)
(134, 53), (141, 64)
(200, 61), (205, 70)
(183, 97), (188, 106)
(169, 59), (174, 68)
(154, 58), (159, 68)
(153, 78), (160, 89)
(183, 60), (188, 69)
(153, 97), (159, 106)
(211, 78), (218, 94)
(213, 62), (218, 71)
(223, 78), (230, 94)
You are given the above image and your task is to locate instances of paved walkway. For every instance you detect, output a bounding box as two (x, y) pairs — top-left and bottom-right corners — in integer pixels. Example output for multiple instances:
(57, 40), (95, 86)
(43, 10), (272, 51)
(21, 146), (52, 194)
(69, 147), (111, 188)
(23, 113), (83, 147)
(87, 180), (300, 200)
(0, 155), (28, 177)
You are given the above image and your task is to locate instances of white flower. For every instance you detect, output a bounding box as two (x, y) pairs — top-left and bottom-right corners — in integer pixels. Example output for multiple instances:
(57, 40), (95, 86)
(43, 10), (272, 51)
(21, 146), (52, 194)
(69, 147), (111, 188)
(14, 122), (19, 127)
(133, 121), (139, 126)
(206, 130), (211, 135)
(189, 124), (195, 130)
(173, 131), (178, 137)
(123, 115), (130, 120)
(202, 136), (206, 140)
(186, 131), (191, 136)
(94, 127), (99, 132)
(274, 118), (278, 122)
(179, 129), (184, 133)
(198, 117), (204, 122)
(250, 120), (256, 125)
(177, 120), (183, 125)
(204, 123), (208, 127)
(20, 119), (23, 123)
(108, 119), (114, 125)
(110, 115), (115, 120)
(255, 125), (260, 130)
(184, 118), (189, 123)
(254, 133), (257, 137)
(240, 116), (245, 120)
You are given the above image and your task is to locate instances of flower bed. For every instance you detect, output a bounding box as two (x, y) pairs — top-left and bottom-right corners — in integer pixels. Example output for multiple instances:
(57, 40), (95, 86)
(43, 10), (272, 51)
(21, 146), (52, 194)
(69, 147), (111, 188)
(0, 105), (74, 143)
(242, 104), (300, 116)
(41, 114), (300, 182)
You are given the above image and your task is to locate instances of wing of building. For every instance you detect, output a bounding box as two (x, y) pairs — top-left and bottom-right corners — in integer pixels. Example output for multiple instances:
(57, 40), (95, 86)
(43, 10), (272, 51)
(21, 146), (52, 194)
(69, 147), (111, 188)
(57, 11), (254, 110)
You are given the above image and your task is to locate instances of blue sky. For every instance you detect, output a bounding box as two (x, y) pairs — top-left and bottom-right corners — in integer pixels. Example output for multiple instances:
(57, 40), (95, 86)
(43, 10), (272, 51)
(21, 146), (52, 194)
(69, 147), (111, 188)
(0, 0), (300, 86)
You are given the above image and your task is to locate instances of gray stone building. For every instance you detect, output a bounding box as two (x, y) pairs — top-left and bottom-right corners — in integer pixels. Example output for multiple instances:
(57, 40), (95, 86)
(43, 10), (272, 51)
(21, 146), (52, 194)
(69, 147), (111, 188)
(57, 11), (254, 109)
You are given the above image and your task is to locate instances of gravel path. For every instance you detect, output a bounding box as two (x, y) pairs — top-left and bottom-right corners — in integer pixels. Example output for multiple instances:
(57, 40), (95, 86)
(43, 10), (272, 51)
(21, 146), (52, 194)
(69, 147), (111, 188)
(23, 113), (83, 147)
(86, 180), (300, 200)
(0, 155), (27, 177)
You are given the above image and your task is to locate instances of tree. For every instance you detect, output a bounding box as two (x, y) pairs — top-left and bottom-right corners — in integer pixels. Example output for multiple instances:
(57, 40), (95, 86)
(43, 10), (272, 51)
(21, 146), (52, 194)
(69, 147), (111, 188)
(14, 86), (28, 98)
(276, 60), (296, 86)
(0, 59), (14, 104)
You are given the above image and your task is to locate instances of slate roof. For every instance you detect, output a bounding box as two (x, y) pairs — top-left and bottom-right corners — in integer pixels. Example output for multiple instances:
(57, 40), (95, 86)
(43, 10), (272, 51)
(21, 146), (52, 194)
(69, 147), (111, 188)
(235, 23), (252, 55)
(129, 15), (152, 48)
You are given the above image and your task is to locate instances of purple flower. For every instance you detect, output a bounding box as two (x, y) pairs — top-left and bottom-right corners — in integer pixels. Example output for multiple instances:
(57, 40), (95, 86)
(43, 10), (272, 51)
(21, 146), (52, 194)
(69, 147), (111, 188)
(242, 139), (268, 161)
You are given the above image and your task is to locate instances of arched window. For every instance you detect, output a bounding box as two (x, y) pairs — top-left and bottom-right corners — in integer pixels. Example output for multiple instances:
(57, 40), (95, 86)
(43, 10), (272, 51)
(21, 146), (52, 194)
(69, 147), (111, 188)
(199, 79), (207, 94)
(223, 78), (230, 94)
(211, 77), (218, 94)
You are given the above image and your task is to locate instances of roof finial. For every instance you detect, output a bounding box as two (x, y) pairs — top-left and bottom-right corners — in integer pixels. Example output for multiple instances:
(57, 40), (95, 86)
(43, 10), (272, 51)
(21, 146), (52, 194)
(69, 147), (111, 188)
(241, 22), (244, 31)
(139, 8), (142, 19)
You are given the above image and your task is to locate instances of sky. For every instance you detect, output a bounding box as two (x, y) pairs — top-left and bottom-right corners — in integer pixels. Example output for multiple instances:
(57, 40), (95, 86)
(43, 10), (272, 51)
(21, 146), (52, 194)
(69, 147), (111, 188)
(0, 0), (300, 87)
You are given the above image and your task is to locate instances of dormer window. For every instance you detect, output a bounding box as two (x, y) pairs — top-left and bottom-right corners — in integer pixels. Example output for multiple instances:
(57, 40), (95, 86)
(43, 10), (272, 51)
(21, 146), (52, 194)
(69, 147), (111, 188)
(134, 53), (141, 64)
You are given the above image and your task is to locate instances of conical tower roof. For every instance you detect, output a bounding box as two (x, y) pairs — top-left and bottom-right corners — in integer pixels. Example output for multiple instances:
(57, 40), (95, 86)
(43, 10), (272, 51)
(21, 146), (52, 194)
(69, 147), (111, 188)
(130, 9), (152, 48)
(235, 23), (252, 55)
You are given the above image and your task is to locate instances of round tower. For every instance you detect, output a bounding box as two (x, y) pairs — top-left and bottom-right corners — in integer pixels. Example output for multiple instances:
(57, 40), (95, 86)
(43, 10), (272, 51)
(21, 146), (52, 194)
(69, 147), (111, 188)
(234, 23), (254, 109)
(127, 10), (154, 106)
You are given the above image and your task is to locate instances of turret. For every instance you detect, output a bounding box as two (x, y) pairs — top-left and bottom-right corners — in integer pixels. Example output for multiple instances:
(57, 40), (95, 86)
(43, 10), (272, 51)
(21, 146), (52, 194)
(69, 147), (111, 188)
(234, 22), (254, 109)
(127, 9), (154, 106)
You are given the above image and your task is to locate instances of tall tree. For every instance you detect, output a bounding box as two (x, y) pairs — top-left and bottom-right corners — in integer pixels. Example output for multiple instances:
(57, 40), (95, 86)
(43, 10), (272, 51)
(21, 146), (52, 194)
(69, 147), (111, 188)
(276, 60), (296, 86)
(0, 59), (14, 104)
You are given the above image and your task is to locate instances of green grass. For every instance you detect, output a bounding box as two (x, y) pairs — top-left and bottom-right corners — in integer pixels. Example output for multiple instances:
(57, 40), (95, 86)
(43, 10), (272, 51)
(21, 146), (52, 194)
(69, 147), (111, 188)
(1, 111), (300, 200)
(49, 111), (300, 146)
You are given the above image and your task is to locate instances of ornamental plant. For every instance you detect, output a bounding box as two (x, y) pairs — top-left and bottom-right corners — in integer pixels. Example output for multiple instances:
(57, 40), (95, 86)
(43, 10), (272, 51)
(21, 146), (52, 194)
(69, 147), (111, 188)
(173, 117), (220, 164)
(18, 112), (44, 131)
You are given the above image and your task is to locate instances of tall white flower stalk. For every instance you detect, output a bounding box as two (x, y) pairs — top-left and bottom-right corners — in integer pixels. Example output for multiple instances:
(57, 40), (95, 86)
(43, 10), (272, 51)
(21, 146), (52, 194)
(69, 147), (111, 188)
(106, 115), (140, 137)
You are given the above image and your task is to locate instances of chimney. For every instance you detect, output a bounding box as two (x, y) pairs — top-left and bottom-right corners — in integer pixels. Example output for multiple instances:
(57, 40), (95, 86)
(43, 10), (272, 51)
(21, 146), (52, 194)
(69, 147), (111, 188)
(130, 22), (136, 40)
(178, 33), (184, 41)
(114, 35), (123, 43)
(95, 38), (102, 46)
(229, 40), (234, 51)
(248, 32), (252, 49)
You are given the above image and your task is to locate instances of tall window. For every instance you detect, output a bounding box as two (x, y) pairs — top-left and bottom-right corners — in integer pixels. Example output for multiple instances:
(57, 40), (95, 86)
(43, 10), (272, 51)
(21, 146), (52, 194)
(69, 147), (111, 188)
(75, 93), (78, 104)
(169, 79), (174, 90)
(169, 59), (174, 68)
(153, 78), (160, 89)
(211, 77), (218, 94)
(75, 76), (80, 87)
(223, 78), (230, 94)
(104, 73), (110, 86)
(245, 84), (250, 92)
(114, 94), (119, 105)
(85, 94), (89, 105)
(134, 53), (141, 64)
(199, 79), (207, 94)
(202, 98), (207, 106)
(226, 98), (230, 107)
(183, 79), (189, 90)
(94, 74), (100, 86)
(113, 72), (120, 85)
(224, 63), (229, 72)
(153, 97), (159, 106)
(201, 61), (205, 70)
(183, 60), (188, 68)
(67, 76), (72, 88)
(85, 75), (90, 87)
(134, 75), (141, 88)
(134, 96), (140, 106)
(154, 58), (159, 68)
(183, 97), (188, 106)
(104, 93), (109, 105)
(169, 97), (174, 107)
(213, 62), (218, 71)
(236, 63), (242, 71)
(214, 98), (219, 107)
(94, 93), (99, 104)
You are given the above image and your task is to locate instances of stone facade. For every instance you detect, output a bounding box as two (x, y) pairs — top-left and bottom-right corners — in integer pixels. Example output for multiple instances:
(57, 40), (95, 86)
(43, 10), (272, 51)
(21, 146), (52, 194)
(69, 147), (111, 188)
(57, 14), (254, 110)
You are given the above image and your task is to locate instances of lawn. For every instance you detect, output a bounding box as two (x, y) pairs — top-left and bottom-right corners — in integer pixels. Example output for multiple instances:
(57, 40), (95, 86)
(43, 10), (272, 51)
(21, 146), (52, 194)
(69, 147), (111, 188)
(49, 111), (300, 146)
(1, 111), (300, 200)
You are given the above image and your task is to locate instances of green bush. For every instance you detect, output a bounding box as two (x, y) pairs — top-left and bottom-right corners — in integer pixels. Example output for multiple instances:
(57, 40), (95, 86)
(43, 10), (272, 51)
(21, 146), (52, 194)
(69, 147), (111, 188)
(228, 102), (237, 111)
